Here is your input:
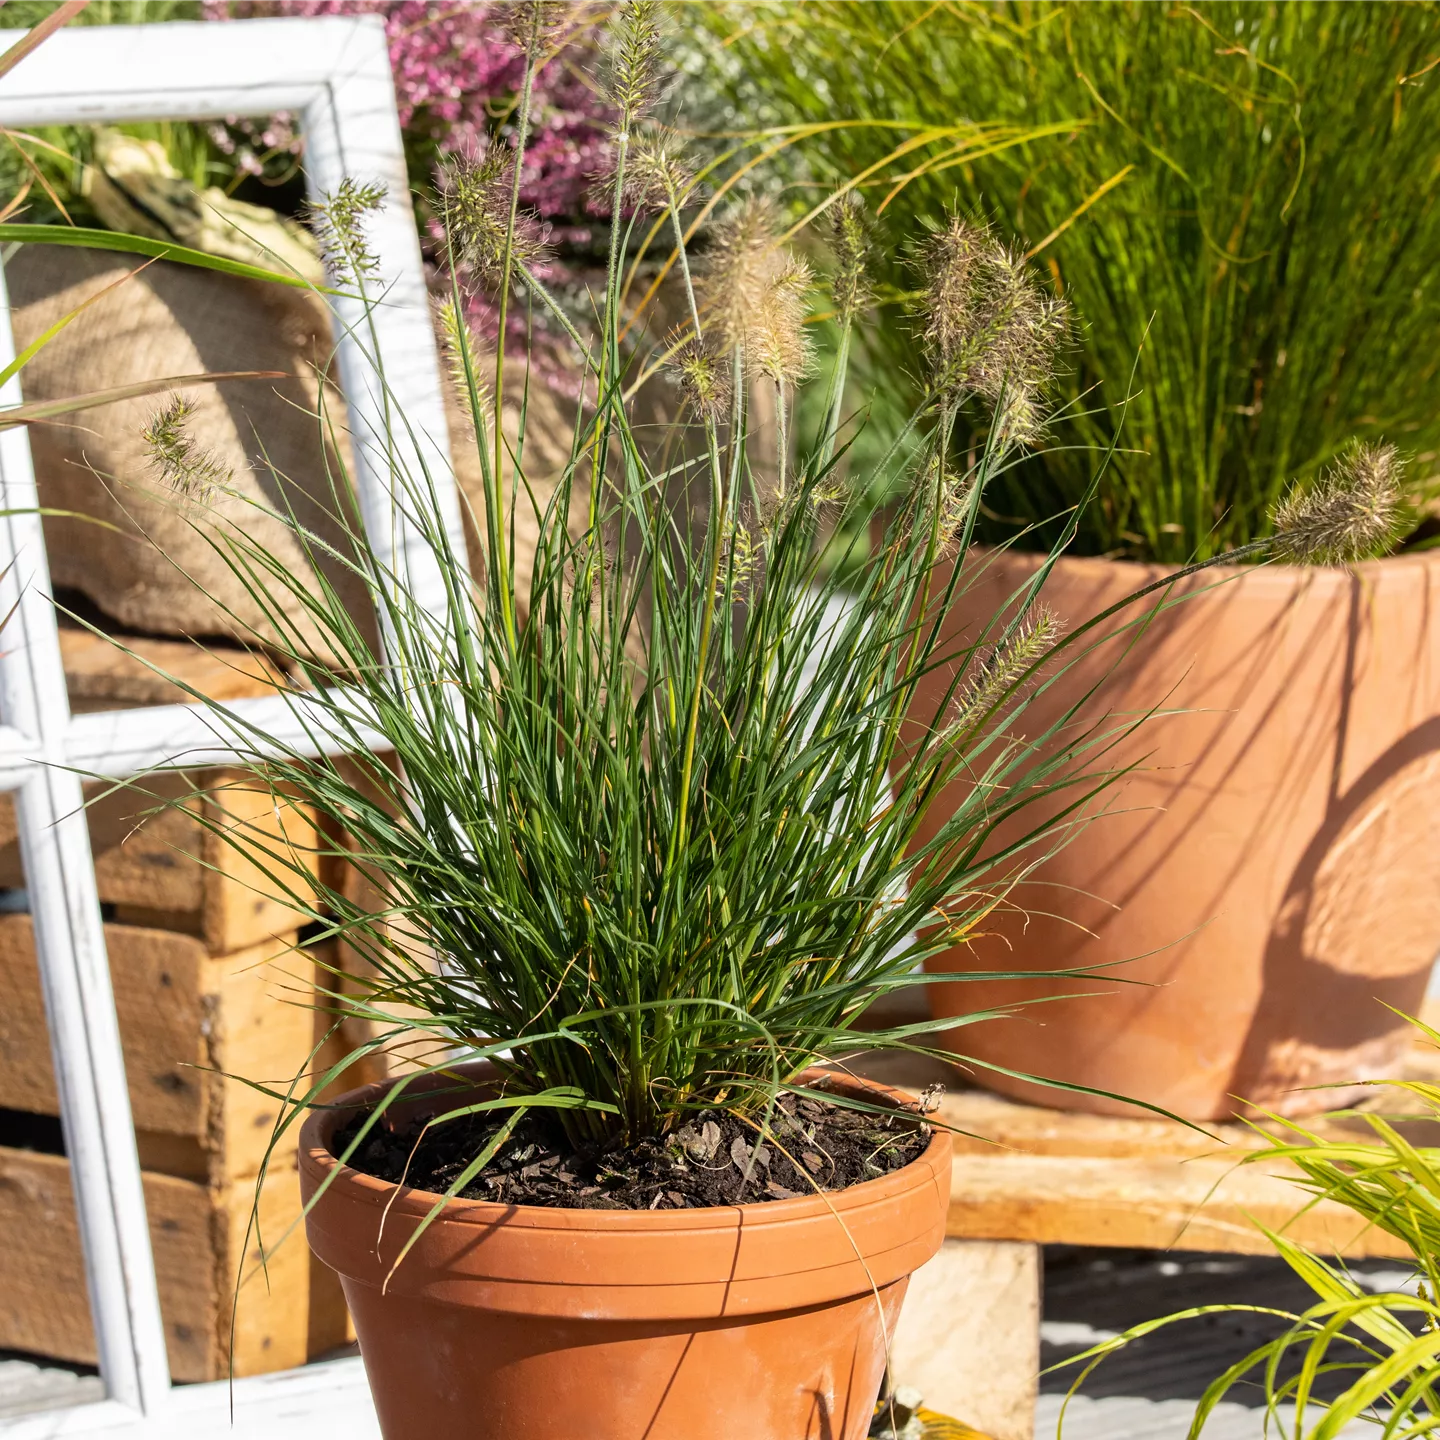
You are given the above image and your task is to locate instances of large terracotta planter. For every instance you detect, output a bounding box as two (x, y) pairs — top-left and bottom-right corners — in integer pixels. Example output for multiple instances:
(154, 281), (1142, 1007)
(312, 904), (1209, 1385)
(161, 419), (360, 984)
(299, 1063), (951, 1440)
(911, 547), (1440, 1120)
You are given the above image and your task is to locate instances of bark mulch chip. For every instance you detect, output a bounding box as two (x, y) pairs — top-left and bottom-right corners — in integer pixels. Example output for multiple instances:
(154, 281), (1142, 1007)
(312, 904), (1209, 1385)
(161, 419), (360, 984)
(333, 1082), (932, 1211)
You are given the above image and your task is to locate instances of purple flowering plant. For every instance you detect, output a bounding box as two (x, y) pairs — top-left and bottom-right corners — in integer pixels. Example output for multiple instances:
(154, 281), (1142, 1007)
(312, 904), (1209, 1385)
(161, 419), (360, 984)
(203, 0), (618, 352)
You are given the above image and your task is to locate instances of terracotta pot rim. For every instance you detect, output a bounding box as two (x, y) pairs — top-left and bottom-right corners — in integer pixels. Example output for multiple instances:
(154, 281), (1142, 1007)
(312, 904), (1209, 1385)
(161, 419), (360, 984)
(972, 538), (1440, 594)
(300, 1063), (951, 1318)
(300, 1061), (947, 1231)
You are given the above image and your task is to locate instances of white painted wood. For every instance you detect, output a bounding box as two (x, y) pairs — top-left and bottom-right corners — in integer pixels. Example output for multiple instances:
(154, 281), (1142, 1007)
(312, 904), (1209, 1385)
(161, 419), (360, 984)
(0, 21), (342, 122)
(0, 723), (32, 790)
(0, 262), (171, 1416)
(62, 689), (390, 781)
(1034, 1393), (1371, 1440)
(288, 22), (462, 621)
(0, 1355), (105, 1421)
(0, 693), (389, 791)
(0, 1359), (379, 1439)
(0, 17), (461, 1433)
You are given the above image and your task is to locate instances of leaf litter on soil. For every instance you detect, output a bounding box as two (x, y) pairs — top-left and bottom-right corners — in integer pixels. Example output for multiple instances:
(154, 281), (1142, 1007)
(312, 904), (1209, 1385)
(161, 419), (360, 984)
(333, 1083), (932, 1210)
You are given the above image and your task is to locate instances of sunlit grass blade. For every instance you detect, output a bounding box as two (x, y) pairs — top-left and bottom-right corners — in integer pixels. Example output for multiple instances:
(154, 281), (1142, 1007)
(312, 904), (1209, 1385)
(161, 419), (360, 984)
(0, 222), (346, 292)
(0, 370), (286, 427)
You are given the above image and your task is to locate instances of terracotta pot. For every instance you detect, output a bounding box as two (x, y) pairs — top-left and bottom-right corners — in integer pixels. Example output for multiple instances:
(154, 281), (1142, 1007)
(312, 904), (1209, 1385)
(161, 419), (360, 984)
(911, 546), (1440, 1120)
(299, 1063), (951, 1440)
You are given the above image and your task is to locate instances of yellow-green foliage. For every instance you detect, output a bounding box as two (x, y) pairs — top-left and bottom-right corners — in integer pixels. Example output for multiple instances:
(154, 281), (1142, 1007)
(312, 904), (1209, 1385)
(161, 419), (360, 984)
(1058, 1014), (1440, 1437)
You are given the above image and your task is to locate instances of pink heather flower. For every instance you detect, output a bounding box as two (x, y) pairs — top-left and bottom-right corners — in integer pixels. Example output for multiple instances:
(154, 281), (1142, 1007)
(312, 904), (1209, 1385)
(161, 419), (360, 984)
(201, 2), (619, 370)
(201, 1), (614, 223)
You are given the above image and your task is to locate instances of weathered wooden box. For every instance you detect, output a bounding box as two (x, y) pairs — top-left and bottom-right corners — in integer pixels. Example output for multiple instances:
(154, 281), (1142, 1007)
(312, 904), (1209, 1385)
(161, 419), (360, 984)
(0, 627), (349, 1381)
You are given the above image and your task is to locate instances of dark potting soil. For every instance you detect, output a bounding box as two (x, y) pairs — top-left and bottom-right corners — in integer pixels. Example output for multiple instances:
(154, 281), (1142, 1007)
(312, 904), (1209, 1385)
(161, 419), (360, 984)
(332, 1083), (933, 1211)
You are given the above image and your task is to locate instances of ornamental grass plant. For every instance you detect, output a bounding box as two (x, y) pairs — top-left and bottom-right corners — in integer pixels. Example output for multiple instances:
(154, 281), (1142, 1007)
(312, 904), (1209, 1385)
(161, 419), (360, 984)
(704, 1), (1440, 564)
(37, 3), (1402, 1215)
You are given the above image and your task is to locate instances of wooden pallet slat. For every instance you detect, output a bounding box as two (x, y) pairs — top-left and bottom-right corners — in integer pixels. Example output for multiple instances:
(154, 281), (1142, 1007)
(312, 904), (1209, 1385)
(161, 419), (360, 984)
(0, 915), (313, 1185)
(0, 911), (354, 1376)
(944, 1150), (1411, 1258)
(115, 768), (321, 954)
(857, 1048), (1431, 1260)
(0, 768), (320, 954)
(0, 1145), (346, 1383)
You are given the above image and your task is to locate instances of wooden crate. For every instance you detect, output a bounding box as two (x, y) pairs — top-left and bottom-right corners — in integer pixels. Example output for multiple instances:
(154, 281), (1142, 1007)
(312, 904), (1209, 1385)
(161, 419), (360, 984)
(0, 913), (352, 1378)
(0, 1144), (345, 1383)
(0, 914), (314, 1184)
(0, 626), (351, 1379)
(319, 765), (452, 1080)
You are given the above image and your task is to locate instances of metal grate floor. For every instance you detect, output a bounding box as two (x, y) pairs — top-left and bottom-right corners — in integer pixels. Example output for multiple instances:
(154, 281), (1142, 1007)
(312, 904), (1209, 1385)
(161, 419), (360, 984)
(1037, 1246), (1417, 1438)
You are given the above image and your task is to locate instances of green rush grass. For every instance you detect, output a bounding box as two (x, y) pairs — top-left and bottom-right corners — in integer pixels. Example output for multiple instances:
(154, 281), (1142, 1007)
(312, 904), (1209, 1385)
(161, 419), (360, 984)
(17, 4), (1377, 1238)
(704, 1), (1440, 563)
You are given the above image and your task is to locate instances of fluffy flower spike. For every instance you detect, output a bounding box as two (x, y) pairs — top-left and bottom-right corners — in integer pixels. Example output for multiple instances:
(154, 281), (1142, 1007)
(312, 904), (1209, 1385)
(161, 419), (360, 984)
(670, 335), (732, 422)
(497, 1), (572, 58)
(830, 193), (874, 325)
(752, 257), (816, 387)
(142, 394), (230, 505)
(1271, 442), (1406, 564)
(437, 297), (491, 418)
(308, 177), (386, 287)
(922, 214), (1068, 442)
(626, 126), (695, 212)
(438, 148), (548, 288)
(700, 199), (814, 383)
(604, 0), (664, 128)
(949, 607), (1063, 735)
(701, 197), (780, 354)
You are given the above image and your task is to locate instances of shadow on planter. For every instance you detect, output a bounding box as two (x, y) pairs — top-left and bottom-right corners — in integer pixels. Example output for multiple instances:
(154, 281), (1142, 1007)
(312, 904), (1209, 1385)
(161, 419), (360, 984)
(910, 545), (1440, 1120)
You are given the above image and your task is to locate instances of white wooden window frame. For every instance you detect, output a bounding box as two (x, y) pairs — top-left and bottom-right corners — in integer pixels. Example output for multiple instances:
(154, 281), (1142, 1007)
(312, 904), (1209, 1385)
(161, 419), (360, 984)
(0, 17), (467, 1436)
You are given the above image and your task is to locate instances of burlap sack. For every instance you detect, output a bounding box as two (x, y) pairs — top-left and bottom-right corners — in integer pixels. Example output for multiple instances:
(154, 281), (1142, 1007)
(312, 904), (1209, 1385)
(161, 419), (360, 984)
(8, 245), (372, 652)
(9, 245), (686, 652)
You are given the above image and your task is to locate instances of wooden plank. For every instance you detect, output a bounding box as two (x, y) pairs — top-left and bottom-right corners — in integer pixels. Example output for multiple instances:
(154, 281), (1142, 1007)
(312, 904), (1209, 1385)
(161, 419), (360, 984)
(322, 798), (452, 1080)
(0, 916), (313, 1184)
(0, 769), (320, 956)
(946, 1150), (1412, 1258)
(940, 1087), (1274, 1160)
(54, 627), (287, 712)
(852, 1049), (1430, 1257)
(0, 1145), (348, 1382)
(0, 1360), (380, 1440)
(0, 770), (319, 954)
(891, 1238), (1039, 1440)
(196, 772), (320, 955)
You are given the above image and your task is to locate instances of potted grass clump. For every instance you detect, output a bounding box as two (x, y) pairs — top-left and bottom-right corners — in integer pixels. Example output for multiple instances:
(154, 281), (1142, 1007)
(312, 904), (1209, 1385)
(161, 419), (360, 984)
(69, 5), (1376, 1435)
(708, 0), (1440, 1121)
